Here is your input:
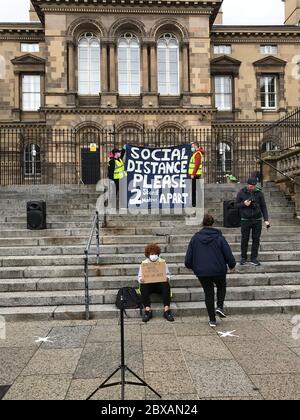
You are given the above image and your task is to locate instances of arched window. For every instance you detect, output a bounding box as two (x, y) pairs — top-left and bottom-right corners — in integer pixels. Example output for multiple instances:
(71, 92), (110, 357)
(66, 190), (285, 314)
(157, 34), (179, 96)
(24, 144), (41, 176)
(118, 33), (140, 96)
(78, 33), (101, 95)
(217, 142), (233, 180)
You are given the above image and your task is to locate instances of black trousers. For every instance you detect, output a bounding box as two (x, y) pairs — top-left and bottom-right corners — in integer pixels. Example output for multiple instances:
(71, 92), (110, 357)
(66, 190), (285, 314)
(140, 282), (171, 308)
(241, 219), (262, 260)
(198, 276), (227, 322)
(192, 176), (201, 207)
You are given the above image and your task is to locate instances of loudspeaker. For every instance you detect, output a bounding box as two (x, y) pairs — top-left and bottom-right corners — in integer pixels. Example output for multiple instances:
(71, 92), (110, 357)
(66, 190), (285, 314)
(223, 200), (241, 228)
(27, 201), (47, 230)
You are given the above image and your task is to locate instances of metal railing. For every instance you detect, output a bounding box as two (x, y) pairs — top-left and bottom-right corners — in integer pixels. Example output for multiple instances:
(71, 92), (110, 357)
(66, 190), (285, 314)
(263, 107), (300, 152)
(257, 156), (300, 188)
(84, 211), (101, 320)
(0, 126), (267, 185)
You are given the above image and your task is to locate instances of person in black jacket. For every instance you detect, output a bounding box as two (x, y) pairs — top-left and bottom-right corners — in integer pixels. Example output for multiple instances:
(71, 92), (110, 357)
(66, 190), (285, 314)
(235, 177), (270, 266)
(185, 214), (236, 328)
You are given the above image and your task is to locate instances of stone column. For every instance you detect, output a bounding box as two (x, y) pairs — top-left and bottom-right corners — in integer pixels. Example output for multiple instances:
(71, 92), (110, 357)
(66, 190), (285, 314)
(101, 43), (108, 93)
(67, 41), (76, 106)
(142, 43), (149, 93)
(14, 72), (20, 109)
(150, 42), (157, 93)
(101, 41), (118, 107)
(109, 42), (116, 92)
(182, 42), (189, 93)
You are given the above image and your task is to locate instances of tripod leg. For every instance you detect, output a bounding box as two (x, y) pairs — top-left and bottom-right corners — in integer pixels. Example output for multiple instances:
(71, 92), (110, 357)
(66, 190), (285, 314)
(121, 365), (125, 400)
(126, 367), (161, 399)
(86, 366), (121, 400)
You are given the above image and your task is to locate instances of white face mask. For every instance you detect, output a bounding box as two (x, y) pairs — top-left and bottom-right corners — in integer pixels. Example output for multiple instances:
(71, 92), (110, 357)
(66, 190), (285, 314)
(149, 255), (159, 262)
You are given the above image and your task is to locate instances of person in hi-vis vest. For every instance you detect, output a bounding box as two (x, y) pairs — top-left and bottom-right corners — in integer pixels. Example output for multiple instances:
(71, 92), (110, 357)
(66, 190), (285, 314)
(188, 142), (204, 207)
(108, 146), (127, 206)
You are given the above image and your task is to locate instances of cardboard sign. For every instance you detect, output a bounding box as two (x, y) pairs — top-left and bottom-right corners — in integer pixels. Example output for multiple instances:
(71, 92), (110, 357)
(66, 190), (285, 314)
(89, 143), (97, 152)
(141, 261), (167, 284)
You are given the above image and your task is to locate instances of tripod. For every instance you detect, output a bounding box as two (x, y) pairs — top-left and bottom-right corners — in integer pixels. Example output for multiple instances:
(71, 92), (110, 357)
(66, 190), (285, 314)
(87, 295), (161, 400)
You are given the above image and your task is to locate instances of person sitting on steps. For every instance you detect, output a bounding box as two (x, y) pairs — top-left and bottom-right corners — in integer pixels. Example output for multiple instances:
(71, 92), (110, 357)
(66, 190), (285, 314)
(138, 243), (174, 323)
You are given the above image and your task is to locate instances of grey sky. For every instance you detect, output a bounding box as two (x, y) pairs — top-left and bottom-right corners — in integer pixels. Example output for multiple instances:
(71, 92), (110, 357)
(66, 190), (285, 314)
(0, 0), (285, 25)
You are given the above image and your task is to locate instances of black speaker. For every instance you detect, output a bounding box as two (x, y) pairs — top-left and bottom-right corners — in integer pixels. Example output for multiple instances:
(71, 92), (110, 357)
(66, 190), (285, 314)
(27, 201), (47, 230)
(223, 200), (241, 228)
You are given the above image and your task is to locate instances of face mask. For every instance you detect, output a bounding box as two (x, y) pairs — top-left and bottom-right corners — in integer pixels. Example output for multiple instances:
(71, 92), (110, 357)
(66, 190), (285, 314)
(191, 147), (195, 153)
(115, 153), (121, 159)
(149, 255), (159, 262)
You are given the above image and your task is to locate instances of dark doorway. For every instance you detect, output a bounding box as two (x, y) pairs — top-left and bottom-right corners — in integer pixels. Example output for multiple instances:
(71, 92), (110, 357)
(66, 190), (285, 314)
(81, 148), (100, 185)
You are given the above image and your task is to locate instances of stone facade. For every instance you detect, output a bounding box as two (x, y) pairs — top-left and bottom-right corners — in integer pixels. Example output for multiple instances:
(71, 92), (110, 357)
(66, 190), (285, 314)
(0, 0), (299, 132)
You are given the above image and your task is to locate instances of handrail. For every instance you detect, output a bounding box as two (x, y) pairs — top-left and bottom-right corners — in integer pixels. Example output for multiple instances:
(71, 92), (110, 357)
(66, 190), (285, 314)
(84, 211), (101, 320)
(257, 156), (300, 188)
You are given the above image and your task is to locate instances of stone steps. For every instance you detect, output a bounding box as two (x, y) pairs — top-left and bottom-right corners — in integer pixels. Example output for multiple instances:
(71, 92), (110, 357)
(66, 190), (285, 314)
(1, 261), (300, 280)
(1, 250), (300, 267)
(0, 284), (299, 307)
(0, 299), (299, 322)
(0, 182), (299, 320)
(1, 272), (300, 292)
(0, 240), (299, 256)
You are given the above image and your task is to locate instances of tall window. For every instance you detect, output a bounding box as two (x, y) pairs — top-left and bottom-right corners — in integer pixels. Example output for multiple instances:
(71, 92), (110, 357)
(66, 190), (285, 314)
(214, 45), (232, 54)
(24, 144), (41, 176)
(214, 76), (233, 111)
(157, 34), (179, 96)
(260, 75), (277, 110)
(118, 33), (140, 96)
(22, 75), (41, 111)
(78, 33), (101, 95)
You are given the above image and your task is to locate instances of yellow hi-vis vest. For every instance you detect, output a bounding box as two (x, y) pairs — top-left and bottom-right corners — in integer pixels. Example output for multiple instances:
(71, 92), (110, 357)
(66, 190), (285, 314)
(113, 158), (127, 180)
(188, 151), (203, 176)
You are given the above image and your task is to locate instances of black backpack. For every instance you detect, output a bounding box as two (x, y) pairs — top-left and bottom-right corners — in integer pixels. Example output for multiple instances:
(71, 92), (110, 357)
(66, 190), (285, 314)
(115, 287), (142, 314)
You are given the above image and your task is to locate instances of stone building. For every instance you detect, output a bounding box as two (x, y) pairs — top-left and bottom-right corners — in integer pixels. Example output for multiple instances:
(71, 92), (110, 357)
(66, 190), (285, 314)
(0, 0), (299, 184)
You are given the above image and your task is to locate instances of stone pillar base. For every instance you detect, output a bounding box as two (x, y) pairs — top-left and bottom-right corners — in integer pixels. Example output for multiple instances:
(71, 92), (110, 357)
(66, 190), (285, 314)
(142, 93), (159, 108)
(66, 92), (76, 107)
(101, 93), (118, 108)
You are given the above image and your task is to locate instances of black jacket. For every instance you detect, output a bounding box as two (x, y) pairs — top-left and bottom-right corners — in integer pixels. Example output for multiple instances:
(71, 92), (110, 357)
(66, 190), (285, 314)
(235, 187), (269, 221)
(185, 228), (236, 278)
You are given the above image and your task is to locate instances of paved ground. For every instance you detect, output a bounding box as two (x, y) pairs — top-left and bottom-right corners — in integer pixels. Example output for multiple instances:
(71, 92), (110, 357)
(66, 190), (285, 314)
(0, 313), (300, 400)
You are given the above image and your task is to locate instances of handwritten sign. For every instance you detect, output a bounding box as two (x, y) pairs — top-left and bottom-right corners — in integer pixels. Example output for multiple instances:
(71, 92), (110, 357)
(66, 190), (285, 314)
(125, 144), (192, 209)
(141, 261), (167, 284)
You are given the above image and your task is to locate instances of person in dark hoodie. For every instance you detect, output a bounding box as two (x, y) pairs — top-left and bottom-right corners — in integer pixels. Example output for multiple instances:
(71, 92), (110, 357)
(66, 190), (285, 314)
(235, 177), (270, 266)
(185, 214), (236, 328)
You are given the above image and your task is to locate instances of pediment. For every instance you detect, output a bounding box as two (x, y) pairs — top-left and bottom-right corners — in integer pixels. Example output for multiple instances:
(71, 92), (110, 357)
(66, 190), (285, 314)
(211, 56), (242, 67)
(253, 56), (287, 67)
(11, 54), (46, 66)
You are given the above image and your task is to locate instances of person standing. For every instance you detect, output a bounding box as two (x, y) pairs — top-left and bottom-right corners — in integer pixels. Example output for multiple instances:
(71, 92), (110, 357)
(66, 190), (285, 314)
(235, 177), (270, 266)
(185, 214), (236, 328)
(108, 146), (127, 206)
(188, 142), (204, 207)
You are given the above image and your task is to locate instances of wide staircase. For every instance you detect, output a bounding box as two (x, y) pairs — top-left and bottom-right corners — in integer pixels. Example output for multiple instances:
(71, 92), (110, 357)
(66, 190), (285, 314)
(0, 183), (300, 321)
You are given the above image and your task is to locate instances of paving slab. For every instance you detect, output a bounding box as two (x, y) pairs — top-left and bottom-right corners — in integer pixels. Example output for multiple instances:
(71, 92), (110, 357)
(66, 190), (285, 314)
(3, 375), (72, 400)
(74, 343), (143, 380)
(41, 326), (91, 349)
(21, 348), (83, 376)
(186, 359), (261, 399)
(250, 374), (300, 400)
(0, 347), (37, 384)
(143, 351), (187, 373)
